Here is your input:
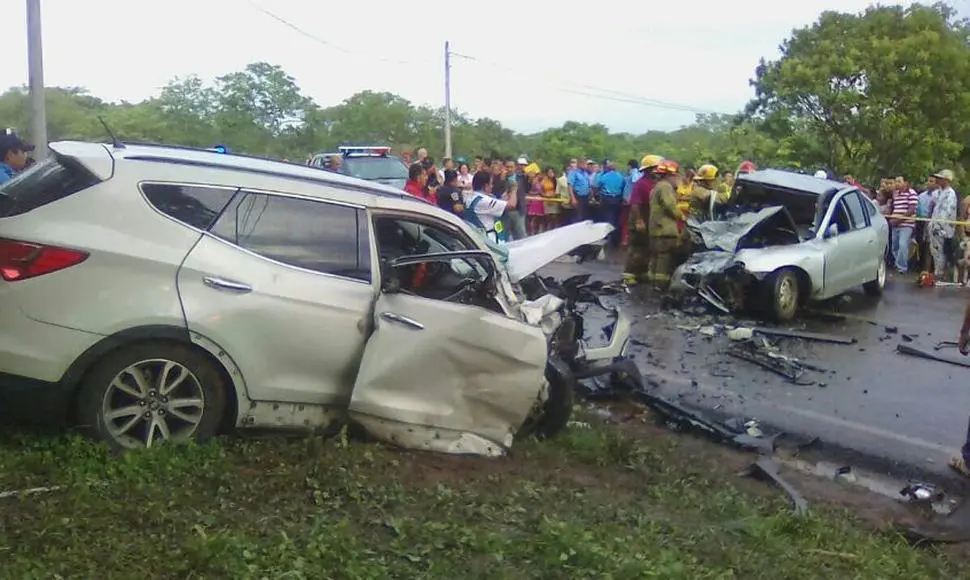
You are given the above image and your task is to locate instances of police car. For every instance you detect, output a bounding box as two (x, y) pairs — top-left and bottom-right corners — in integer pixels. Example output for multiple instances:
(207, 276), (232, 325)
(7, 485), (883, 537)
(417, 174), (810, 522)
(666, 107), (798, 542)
(308, 146), (409, 190)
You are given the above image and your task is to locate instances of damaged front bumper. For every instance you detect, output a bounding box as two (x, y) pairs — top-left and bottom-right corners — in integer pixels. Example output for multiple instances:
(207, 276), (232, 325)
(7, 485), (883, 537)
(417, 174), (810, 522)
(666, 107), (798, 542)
(671, 251), (754, 313)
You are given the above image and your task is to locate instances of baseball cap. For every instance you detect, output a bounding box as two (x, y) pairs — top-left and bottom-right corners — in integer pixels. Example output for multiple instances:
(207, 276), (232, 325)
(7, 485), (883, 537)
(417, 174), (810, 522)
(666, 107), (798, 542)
(0, 133), (35, 158)
(516, 156), (528, 165)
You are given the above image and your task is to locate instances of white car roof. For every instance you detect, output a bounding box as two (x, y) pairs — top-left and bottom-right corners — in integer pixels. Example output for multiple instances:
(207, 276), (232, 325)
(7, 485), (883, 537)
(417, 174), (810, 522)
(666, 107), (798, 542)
(49, 140), (468, 229)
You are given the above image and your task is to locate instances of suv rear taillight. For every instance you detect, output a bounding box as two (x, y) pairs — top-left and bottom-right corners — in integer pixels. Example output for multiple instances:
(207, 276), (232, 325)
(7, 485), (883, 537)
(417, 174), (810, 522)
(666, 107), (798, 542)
(0, 238), (88, 281)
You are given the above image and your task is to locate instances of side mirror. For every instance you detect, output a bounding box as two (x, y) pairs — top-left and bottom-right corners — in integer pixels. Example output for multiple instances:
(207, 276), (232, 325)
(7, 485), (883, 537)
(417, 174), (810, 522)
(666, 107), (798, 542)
(826, 224), (839, 238)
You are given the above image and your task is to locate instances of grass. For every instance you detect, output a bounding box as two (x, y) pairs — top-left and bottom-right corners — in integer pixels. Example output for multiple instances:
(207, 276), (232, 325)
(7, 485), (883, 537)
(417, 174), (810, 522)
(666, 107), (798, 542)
(0, 414), (967, 579)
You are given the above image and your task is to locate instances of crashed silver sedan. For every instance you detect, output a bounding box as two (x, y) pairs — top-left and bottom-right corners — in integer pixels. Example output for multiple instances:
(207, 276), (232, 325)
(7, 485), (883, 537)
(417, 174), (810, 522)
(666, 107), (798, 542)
(674, 169), (888, 321)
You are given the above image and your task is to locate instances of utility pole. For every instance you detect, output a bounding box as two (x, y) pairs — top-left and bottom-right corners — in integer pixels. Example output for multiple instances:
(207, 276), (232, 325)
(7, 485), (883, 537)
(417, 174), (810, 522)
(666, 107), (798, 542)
(26, 0), (48, 160)
(443, 41), (452, 160)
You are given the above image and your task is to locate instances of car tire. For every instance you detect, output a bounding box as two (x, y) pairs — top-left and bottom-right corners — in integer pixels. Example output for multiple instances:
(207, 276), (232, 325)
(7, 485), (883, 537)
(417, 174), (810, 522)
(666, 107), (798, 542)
(77, 341), (228, 451)
(764, 268), (800, 323)
(863, 259), (886, 296)
(517, 359), (575, 440)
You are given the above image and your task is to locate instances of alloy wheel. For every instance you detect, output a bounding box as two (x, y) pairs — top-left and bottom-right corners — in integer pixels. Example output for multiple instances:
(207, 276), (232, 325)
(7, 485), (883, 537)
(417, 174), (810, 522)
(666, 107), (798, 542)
(101, 358), (206, 449)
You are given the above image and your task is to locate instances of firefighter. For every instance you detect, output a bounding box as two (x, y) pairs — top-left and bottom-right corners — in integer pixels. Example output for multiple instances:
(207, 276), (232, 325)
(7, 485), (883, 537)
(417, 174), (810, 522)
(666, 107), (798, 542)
(647, 160), (685, 288)
(689, 164), (729, 222)
(624, 154), (664, 283)
(737, 160), (757, 176)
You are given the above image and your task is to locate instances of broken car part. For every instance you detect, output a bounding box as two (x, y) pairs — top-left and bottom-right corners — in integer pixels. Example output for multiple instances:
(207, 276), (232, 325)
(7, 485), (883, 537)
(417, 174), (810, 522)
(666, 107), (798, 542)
(897, 343), (970, 369)
(740, 456), (809, 514)
(727, 341), (806, 383)
(752, 326), (856, 345)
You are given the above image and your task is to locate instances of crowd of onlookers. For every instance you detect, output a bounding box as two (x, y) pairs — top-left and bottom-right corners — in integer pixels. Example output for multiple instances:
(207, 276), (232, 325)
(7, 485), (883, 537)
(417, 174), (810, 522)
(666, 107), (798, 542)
(868, 171), (967, 286)
(399, 148), (734, 248)
(398, 148), (970, 288)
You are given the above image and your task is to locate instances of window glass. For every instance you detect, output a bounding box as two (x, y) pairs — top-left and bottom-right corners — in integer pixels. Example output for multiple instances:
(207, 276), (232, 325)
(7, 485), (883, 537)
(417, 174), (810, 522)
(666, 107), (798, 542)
(842, 191), (869, 229)
(833, 201), (853, 234)
(141, 183), (237, 230)
(0, 154), (100, 217)
(211, 192), (370, 281)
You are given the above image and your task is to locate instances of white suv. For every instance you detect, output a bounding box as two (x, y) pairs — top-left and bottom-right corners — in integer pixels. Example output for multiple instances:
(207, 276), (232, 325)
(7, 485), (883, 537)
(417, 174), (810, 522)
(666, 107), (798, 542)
(0, 141), (627, 455)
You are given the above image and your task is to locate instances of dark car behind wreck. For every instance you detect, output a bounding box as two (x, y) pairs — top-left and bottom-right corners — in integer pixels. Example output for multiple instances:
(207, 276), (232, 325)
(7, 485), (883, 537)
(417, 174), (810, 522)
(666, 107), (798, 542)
(673, 169), (889, 321)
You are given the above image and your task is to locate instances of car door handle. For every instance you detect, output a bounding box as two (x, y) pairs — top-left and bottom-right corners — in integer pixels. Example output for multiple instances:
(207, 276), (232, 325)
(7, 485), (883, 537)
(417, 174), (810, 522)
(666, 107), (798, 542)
(379, 311), (424, 330)
(203, 276), (253, 294)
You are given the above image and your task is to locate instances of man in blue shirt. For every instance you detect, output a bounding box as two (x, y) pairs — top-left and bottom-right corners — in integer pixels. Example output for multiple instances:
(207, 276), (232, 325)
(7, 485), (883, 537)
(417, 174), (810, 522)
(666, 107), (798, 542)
(0, 133), (33, 184)
(568, 161), (592, 220)
(595, 159), (626, 249)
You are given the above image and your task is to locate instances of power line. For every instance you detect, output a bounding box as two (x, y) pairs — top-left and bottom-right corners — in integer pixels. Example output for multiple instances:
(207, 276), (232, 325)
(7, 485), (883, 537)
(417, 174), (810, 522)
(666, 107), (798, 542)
(449, 51), (729, 116)
(247, 2), (730, 116)
(246, 0), (419, 67)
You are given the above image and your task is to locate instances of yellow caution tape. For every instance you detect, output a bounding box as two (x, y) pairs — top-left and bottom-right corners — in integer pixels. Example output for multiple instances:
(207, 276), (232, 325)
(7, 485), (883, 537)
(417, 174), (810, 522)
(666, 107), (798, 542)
(885, 214), (970, 226)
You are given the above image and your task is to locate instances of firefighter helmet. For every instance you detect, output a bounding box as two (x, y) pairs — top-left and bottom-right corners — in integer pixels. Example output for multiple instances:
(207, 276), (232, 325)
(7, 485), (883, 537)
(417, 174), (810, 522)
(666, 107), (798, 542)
(696, 164), (718, 181)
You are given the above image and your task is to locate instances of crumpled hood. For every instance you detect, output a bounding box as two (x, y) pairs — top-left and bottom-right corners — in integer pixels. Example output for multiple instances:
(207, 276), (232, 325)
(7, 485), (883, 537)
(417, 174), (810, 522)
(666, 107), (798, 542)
(688, 206), (791, 253)
(502, 221), (614, 281)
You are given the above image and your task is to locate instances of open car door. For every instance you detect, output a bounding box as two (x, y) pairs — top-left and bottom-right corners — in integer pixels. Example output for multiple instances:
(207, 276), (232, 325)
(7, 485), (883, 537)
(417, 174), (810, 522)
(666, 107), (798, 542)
(348, 251), (549, 456)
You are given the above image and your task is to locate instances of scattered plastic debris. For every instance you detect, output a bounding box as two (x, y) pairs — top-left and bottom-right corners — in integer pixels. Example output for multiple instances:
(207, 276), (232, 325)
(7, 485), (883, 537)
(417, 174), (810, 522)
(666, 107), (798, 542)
(727, 327), (754, 341)
(834, 465), (857, 485)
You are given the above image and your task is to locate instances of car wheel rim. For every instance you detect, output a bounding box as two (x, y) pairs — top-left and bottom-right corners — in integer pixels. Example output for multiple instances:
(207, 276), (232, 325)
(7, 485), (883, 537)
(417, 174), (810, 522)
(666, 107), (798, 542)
(101, 359), (205, 449)
(779, 277), (796, 313)
(877, 260), (886, 287)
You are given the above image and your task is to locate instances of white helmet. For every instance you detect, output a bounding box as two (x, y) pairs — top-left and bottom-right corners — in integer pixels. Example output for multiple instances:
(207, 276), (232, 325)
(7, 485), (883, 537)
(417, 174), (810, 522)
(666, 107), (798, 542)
(813, 170), (828, 179)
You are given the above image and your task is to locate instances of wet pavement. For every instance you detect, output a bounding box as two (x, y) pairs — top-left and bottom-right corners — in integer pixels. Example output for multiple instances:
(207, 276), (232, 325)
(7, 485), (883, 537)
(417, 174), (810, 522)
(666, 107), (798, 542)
(542, 258), (970, 479)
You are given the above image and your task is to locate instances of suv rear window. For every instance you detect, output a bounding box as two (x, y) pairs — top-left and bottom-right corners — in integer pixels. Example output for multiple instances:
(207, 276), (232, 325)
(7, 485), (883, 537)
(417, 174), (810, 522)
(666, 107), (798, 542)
(0, 154), (101, 217)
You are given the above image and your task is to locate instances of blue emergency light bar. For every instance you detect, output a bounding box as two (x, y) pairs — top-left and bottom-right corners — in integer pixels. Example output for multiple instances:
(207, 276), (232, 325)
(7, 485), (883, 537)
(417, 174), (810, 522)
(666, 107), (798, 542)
(210, 144), (229, 154)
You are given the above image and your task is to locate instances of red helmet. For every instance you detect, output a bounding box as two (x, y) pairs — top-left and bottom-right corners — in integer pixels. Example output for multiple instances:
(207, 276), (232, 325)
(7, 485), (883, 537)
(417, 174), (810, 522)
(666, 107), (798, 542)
(737, 160), (757, 174)
(655, 160), (680, 175)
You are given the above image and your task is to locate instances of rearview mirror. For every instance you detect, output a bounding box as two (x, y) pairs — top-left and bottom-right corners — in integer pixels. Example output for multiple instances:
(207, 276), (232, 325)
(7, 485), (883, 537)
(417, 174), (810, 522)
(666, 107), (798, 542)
(826, 224), (839, 238)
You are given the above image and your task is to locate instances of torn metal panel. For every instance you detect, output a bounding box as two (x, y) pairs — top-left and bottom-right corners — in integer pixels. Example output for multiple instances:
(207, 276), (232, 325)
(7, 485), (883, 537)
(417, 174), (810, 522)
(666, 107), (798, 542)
(503, 220), (614, 282)
(690, 206), (797, 253)
(519, 294), (566, 334)
(348, 292), (548, 456)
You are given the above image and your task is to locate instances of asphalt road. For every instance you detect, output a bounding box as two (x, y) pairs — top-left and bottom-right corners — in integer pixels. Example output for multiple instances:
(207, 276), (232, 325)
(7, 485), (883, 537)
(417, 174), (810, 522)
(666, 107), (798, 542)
(542, 258), (970, 479)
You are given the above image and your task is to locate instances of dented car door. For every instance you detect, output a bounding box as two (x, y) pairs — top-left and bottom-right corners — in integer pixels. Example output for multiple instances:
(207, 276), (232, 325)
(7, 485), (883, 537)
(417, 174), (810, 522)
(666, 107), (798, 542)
(349, 215), (549, 456)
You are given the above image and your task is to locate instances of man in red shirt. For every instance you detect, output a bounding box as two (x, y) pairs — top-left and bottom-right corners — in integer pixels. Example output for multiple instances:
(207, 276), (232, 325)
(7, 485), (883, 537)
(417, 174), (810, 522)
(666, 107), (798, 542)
(404, 163), (437, 205)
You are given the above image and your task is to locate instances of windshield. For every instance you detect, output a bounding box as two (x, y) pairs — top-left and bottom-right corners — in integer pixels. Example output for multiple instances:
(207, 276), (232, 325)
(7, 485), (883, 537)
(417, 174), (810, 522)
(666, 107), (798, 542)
(342, 156), (408, 181)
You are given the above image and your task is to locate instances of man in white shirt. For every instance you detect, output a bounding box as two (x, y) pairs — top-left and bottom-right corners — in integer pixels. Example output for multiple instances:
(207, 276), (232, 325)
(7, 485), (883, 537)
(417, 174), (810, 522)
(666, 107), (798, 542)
(462, 171), (509, 243)
(929, 169), (959, 279)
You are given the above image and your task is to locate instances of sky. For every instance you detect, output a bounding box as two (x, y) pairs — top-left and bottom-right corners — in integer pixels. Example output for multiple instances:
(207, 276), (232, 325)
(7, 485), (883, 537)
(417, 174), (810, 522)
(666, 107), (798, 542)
(0, 0), (919, 134)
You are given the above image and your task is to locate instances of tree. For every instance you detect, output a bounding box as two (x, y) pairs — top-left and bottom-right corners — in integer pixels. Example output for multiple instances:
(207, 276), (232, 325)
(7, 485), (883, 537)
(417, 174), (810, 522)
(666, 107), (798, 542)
(0, 61), (793, 178)
(748, 3), (970, 181)
(215, 62), (312, 136)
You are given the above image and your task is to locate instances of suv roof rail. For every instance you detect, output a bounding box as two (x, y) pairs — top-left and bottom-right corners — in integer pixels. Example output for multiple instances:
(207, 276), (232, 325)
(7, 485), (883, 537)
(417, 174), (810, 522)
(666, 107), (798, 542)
(120, 153), (424, 204)
(116, 140), (289, 165)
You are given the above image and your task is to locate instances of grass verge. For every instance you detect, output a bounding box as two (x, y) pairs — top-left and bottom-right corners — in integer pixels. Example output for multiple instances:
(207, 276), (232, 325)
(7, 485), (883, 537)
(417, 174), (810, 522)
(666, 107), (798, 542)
(0, 416), (967, 579)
